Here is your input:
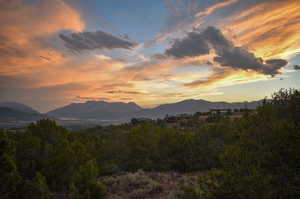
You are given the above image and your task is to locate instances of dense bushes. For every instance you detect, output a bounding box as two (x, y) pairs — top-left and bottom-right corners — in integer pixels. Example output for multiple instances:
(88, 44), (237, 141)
(178, 88), (300, 198)
(1, 88), (299, 198)
(0, 120), (107, 199)
(83, 122), (229, 173)
(0, 116), (228, 198)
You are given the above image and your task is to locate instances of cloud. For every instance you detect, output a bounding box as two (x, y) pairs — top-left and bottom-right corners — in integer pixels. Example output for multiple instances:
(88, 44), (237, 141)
(195, 0), (238, 18)
(98, 17), (119, 31)
(227, 0), (300, 59)
(166, 26), (287, 75)
(144, 0), (238, 48)
(0, 82), (90, 112)
(75, 96), (109, 102)
(0, 1), (187, 111)
(294, 65), (300, 70)
(163, 0), (199, 31)
(0, 74), (38, 88)
(213, 48), (287, 76)
(0, 0), (85, 75)
(1, 0), (298, 112)
(184, 69), (268, 88)
(184, 69), (233, 87)
(95, 82), (135, 91)
(165, 31), (210, 58)
(59, 30), (138, 52)
(106, 90), (145, 95)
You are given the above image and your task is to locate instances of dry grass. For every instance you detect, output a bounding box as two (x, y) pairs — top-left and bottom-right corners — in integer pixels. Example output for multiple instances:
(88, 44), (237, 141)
(100, 170), (199, 199)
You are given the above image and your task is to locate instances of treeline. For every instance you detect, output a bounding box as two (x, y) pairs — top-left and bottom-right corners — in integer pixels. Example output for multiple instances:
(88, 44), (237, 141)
(1, 89), (299, 198)
(179, 88), (300, 199)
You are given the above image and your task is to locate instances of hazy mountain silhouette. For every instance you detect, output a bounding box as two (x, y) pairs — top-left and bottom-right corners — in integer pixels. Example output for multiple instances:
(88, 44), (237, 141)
(135, 99), (263, 118)
(0, 102), (45, 121)
(0, 99), (264, 122)
(0, 107), (44, 121)
(46, 99), (263, 120)
(0, 102), (40, 114)
(47, 101), (142, 120)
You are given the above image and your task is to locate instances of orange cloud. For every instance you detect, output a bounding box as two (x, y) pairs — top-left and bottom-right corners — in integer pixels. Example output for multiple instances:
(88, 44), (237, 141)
(183, 0), (300, 90)
(185, 68), (268, 89)
(0, 0), (85, 75)
(195, 0), (238, 18)
(227, 0), (300, 59)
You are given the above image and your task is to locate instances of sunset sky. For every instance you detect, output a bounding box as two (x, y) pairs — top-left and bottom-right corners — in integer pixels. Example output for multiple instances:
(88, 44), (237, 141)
(1, 0), (300, 112)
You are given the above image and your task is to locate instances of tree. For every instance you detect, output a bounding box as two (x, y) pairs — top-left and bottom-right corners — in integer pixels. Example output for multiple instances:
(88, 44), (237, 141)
(0, 130), (22, 199)
(19, 172), (51, 199)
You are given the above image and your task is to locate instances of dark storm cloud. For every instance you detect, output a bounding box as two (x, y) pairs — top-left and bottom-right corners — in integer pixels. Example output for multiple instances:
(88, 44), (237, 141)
(201, 26), (231, 47)
(213, 49), (287, 75)
(263, 59), (288, 74)
(59, 30), (138, 52)
(294, 65), (300, 70)
(165, 31), (210, 58)
(165, 26), (288, 75)
(165, 26), (230, 58)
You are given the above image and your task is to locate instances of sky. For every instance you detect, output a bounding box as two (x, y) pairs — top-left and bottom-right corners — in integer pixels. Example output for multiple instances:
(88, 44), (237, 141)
(0, 0), (300, 112)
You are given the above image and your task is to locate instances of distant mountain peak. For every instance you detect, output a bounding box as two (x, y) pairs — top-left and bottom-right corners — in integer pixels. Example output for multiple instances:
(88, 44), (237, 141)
(47, 100), (142, 120)
(45, 99), (263, 121)
(0, 101), (40, 114)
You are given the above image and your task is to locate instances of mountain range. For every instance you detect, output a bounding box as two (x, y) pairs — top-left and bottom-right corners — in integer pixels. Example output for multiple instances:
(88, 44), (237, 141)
(133, 99), (262, 119)
(0, 102), (44, 121)
(0, 99), (264, 122)
(47, 101), (142, 120)
(46, 99), (263, 120)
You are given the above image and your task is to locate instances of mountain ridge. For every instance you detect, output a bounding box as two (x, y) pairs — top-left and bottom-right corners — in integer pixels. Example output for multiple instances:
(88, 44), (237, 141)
(0, 101), (40, 114)
(0, 107), (44, 121)
(47, 101), (142, 120)
(0, 99), (264, 122)
(46, 99), (264, 120)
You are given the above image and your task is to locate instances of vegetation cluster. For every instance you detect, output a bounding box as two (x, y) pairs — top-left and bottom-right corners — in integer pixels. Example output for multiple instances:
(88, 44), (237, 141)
(1, 89), (299, 198)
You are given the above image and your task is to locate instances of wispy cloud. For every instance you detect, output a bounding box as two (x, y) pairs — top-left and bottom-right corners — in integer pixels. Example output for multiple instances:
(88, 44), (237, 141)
(184, 70), (268, 89)
(227, 0), (300, 59)
(59, 30), (137, 52)
(195, 0), (238, 18)
(144, 0), (238, 48)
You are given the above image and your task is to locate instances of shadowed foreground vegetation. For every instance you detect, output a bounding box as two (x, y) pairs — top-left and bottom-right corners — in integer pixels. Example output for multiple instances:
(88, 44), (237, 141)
(1, 89), (299, 198)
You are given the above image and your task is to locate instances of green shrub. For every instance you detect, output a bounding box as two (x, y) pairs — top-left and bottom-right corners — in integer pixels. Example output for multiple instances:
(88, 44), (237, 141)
(0, 130), (22, 199)
(18, 172), (51, 199)
(181, 89), (300, 199)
